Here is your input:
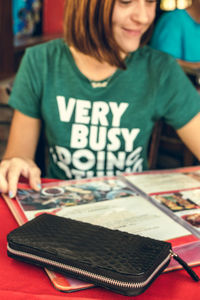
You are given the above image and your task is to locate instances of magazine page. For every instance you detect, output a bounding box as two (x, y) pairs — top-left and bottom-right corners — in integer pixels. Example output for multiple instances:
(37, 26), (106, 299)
(15, 176), (190, 241)
(123, 166), (200, 239)
(152, 189), (200, 237)
(123, 166), (200, 195)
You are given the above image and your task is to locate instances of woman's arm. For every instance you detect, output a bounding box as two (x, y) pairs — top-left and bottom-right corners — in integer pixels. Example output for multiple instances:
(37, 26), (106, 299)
(176, 112), (200, 161)
(0, 110), (42, 197)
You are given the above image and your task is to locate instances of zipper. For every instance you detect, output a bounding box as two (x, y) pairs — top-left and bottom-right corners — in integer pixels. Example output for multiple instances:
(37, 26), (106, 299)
(170, 250), (200, 282)
(7, 243), (170, 290)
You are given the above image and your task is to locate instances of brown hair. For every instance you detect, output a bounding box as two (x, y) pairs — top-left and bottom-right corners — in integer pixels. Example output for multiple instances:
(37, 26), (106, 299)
(63, 0), (155, 69)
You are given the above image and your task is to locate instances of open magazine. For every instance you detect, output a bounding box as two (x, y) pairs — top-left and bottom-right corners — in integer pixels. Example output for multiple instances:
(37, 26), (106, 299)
(3, 165), (200, 292)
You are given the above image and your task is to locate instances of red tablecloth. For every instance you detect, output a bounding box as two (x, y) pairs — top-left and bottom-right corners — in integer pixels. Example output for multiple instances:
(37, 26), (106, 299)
(1, 195), (200, 300)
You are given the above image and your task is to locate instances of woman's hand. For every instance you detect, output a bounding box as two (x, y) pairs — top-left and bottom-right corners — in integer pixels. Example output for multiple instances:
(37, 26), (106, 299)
(0, 157), (41, 198)
(0, 110), (42, 198)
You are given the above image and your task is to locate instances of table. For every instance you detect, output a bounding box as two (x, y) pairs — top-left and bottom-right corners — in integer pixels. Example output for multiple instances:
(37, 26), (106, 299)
(1, 195), (200, 300)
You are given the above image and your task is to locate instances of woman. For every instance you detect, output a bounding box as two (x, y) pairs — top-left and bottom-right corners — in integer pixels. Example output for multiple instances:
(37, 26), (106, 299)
(0, 0), (200, 198)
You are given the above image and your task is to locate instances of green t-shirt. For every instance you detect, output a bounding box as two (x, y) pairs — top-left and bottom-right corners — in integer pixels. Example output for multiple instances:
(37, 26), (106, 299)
(9, 39), (200, 179)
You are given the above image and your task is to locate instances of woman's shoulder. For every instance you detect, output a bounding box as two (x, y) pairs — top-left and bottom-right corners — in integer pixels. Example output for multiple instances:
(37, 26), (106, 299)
(25, 38), (67, 57)
(131, 46), (180, 83)
(136, 46), (176, 67)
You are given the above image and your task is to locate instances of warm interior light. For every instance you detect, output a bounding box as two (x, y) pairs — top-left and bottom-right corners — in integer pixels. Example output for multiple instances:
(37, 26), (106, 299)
(177, 0), (192, 9)
(160, 0), (192, 11)
(160, 0), (176, 11)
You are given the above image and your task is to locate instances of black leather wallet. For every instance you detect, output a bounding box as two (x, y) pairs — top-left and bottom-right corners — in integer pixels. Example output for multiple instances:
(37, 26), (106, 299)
(7, 214), (199, 296)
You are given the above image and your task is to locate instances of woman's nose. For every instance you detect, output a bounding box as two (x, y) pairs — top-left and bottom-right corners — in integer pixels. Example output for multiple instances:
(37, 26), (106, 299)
(130, 0), (149, 24)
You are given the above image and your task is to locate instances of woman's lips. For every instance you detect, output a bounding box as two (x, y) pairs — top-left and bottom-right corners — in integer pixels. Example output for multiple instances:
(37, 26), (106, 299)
(122, 28), (142, 37)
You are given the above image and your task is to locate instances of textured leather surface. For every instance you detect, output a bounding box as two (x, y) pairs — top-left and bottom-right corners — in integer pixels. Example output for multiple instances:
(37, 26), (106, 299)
(7, 214), (171, 295)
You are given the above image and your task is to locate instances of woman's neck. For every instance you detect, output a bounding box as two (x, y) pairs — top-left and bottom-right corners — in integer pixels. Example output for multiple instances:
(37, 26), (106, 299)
(187, 0), (200, 23)
(69, 46), (118, 81)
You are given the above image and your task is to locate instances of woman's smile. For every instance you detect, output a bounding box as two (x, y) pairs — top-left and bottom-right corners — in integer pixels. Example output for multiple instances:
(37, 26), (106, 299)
(112, 0), (156, 53)
(122, 27), (143, 37)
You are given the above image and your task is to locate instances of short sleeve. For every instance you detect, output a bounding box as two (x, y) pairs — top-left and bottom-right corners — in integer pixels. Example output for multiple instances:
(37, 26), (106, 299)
(8, 47), (43, 118)
(154, 57), (200, 129)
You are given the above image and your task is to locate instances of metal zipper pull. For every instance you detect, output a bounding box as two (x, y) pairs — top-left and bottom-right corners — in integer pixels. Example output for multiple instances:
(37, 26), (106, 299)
(170, 250), (200, 282)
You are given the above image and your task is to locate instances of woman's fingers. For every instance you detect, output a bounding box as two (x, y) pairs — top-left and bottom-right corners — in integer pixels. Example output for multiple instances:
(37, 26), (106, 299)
(0, 158), (42, 198)
(28, 162), (42, 191)
(7, 161), (23, 198)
